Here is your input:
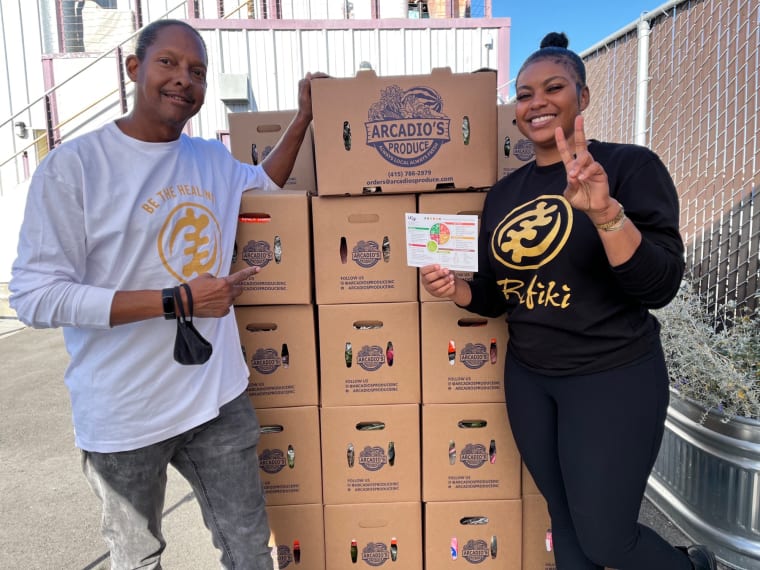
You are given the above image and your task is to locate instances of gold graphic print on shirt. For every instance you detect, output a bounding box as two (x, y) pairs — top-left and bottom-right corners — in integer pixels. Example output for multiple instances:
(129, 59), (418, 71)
(158, 202), (223, 282)
(491, 196), (573, 309)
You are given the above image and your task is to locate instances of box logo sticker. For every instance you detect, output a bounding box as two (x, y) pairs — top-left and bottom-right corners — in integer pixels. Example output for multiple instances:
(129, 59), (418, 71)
(361, 542), (390, 566)
(242, 240), (274, 268)
(259, 448), (286, 474)
(352, 240), (382, 268)
(514, 138), (535, 162)
(462, 539), (490, 563)
(357, 345), (386, 371)
(460, 342), (489, 369)
(358, 445), (388, 471)
(251, 347), (281, 374)
(460, 443), (489, 468)
(273, 545), (293, 568)
(365, 85), (451, 167)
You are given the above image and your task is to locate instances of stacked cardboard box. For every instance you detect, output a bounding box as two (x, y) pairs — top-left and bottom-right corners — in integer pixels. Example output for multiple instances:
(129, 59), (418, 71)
(229, 110), (316, 191)
(312, 192), (424, 568)
(229, 183), (324, 567)
(521, 465), (557, 570)
(417, 190), (522, 569)
(497, 103), (535, 179)
(227, 67), (546, 569)
(311, 67), (502, 569)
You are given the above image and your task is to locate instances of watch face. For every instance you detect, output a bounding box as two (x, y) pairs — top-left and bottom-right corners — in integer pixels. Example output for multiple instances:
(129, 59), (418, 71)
(162, 287), (176, 319)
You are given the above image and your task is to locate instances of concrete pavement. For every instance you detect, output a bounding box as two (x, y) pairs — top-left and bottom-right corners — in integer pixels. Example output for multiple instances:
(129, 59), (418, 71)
(1, 321), (732, 569)
(0, 325), (219, 569)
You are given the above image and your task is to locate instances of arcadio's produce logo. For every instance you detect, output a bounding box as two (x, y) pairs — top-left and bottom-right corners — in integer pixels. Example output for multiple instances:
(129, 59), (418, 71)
(358, 445), (388, 472)
(460, 342), (489, 370)
(361, 542), (391, 566)
(460, 443), (489, 468)
(357, 345), (386, 372)
(241, 240), (274, 268)
(251, 347), (281, 374)
(352, 240), (382, 268)
(273, 545), (293, 568)
(462, 539), (490, 564)
(258, 448), (286, 474)
(365, 85), (451, 167)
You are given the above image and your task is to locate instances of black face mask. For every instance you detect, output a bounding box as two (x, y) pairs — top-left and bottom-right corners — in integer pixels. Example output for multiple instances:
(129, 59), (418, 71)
(173, 283), (212, 366)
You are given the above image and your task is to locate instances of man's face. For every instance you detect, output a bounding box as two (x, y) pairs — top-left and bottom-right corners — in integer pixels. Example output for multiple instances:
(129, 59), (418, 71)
(126, 24), (207, 140)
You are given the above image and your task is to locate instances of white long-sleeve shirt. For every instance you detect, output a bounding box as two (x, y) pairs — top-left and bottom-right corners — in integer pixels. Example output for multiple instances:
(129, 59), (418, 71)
(10, 121), (277, 452)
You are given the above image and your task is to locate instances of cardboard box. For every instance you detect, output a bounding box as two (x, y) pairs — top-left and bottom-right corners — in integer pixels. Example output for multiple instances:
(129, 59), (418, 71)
(324, 502), (423, 569)
(522, 462), (541, 496)
(318, 302), (420, 406)
(497, 104), (535, 179)
(267, 503), (326, 569)
(311, 68), (497, 195)
(417, 191), (487, 302)
(422, 403), (520, 502)
(232, 189), (312, 306)
(312, 194), (418, 304)
(236, 305), (318, 408)
(321, 404), (421, 505)
(229, 110), (316, 191)
(257, 406), (322, 505)
(522, 494), (557, 570)
(424, 500), (522, 569)
(420, 301), (507, 404)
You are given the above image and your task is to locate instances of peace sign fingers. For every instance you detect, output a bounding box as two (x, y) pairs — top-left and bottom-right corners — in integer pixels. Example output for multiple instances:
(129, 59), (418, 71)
(555, 122), (573, 167)
(556, 115), (590, 175)
(572, 114), (589, 163)
(555, 115), (610, 212)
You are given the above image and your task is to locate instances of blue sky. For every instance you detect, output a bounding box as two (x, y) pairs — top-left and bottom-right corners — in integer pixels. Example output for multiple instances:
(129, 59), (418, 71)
(491, 0), (663, 95)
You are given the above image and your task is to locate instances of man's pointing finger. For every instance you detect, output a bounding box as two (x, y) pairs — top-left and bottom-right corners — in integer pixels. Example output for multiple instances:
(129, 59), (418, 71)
(226, 266), (260, 285)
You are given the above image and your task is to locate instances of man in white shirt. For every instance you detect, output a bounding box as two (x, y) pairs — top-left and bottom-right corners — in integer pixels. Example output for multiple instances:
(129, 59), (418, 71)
(10, 18), (319, 570)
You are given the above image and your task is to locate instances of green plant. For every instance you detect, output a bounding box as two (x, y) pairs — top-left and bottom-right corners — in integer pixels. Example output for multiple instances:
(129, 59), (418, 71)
(653, 279), (760, 422)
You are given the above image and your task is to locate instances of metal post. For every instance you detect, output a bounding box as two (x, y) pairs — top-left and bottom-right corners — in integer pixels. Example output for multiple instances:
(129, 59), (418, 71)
(116, 46), (128, 115)
(44, 94), (56, 150)
(134, 0), (142, 29)
(635, 15), (650, 147)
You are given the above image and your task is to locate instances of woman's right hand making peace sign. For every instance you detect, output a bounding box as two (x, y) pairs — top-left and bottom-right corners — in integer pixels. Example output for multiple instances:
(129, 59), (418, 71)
(555, 115), (620, 226)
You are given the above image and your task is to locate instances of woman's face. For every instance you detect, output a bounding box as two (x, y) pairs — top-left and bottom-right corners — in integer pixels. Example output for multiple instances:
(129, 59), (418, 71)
(514, 58), (589, 160)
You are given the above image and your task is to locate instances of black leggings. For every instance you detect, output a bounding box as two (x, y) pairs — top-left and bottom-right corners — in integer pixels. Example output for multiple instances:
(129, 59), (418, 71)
(505, 344), (692, 570)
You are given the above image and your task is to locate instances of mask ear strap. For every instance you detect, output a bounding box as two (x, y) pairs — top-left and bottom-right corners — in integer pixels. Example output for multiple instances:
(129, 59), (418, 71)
(179, 283), (194, 320)
(173, 286), (187, 323)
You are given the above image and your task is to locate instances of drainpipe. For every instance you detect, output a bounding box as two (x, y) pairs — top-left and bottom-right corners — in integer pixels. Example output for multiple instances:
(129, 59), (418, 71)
(635, 14), (650, 147)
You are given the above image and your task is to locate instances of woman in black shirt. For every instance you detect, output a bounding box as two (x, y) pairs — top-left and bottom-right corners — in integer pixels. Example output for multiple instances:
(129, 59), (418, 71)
(421, 32), (716, 570)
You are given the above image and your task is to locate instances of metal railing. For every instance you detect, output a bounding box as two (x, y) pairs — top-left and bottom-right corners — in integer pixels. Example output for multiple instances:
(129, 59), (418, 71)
(0, 1), (189, 196)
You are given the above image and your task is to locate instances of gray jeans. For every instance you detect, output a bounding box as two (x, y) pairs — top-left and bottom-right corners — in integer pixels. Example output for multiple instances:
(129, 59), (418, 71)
(82, 392), (273, 570)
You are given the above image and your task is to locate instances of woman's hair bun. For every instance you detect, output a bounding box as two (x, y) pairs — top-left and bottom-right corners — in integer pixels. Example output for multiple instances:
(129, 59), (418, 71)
(540, 32), (569, 49)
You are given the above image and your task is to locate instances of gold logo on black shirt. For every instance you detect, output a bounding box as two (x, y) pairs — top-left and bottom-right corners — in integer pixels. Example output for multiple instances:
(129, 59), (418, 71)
(491, 196), (572, 270)
(491, 196), (573, 309)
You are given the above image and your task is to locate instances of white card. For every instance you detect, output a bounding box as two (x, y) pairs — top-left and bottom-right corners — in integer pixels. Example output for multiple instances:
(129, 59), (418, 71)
(405, 212), (479, 271)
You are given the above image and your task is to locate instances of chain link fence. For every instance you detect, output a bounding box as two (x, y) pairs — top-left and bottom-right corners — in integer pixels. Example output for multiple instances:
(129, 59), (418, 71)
(582, 0), (758, 315)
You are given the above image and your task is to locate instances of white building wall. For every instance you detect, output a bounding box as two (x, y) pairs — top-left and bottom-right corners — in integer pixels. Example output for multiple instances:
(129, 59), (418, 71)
(0, 0), (45, 191)
(192, 24), (503, 138)
(1, 16), (508, 195)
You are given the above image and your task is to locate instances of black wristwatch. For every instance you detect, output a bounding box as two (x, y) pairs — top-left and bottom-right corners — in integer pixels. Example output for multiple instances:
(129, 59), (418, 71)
(162, 287), (176, 320)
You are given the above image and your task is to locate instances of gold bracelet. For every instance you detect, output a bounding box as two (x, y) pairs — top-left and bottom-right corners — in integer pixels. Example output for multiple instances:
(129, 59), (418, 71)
(595, 203), (627, 232)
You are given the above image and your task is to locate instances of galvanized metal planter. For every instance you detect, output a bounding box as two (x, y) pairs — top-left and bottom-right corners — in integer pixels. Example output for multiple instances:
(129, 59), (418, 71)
(646, 389), (760, 570)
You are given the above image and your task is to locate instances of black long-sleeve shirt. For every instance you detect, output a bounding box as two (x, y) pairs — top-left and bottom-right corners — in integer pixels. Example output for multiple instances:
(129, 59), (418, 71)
(465, 141), (685, 375)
